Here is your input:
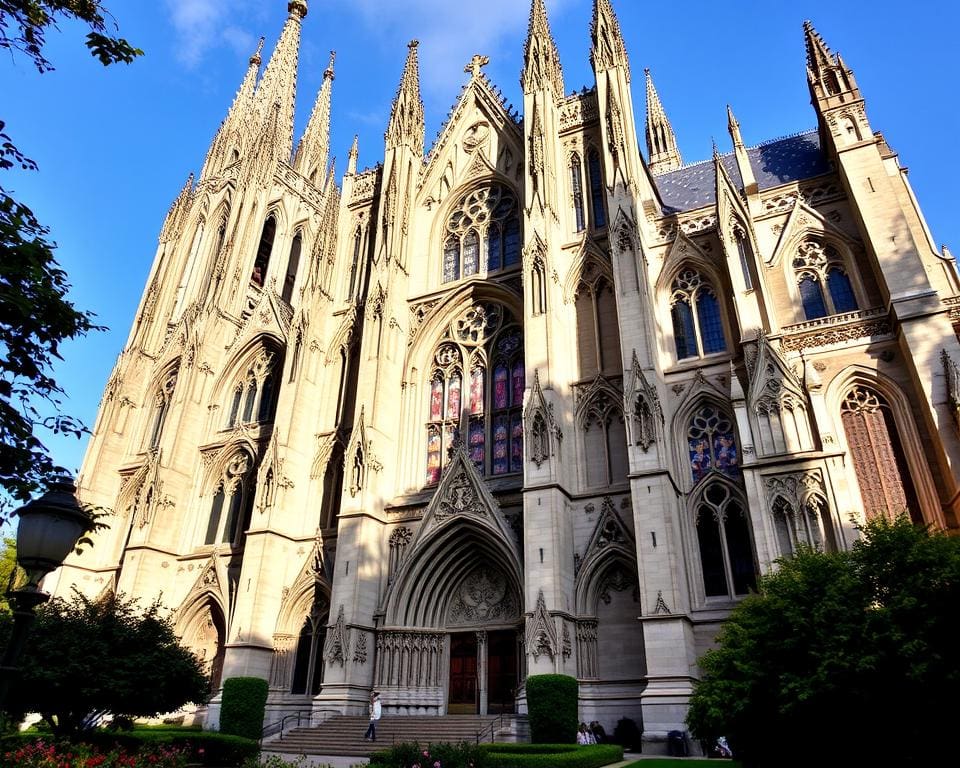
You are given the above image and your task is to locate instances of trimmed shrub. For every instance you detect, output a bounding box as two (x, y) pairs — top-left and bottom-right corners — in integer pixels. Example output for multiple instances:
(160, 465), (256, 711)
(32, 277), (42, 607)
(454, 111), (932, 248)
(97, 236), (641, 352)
(525, 674), (578, 744)
(482, 743), (622, 768)
(0, 731), (258, 767)
(369, 740), (488, 768)
(220, 676), (269, 740)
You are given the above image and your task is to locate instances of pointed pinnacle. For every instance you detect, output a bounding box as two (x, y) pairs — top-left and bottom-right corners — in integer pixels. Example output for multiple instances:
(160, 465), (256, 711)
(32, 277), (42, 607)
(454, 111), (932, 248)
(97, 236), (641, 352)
(324, 49), (336, 80)
(250, 36), (264, 66)
(803, 19), (834, 74)
(347, 134), (359, 174)
(386, 40), (425, 151)
(727, 104), (744, 148)
(522, 0), (564, 95)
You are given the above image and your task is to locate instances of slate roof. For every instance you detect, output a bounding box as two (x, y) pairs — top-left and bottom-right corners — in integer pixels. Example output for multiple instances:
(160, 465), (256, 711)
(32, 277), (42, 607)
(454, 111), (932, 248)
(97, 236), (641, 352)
(654, 130), (831, 214)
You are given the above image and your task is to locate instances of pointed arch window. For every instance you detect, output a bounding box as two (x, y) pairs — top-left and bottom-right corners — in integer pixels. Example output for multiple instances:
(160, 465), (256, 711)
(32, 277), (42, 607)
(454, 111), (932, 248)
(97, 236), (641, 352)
(252, 215), (277, 287)
(588, 149), (606, 229)
(226, 348), (282, 428)
(793, 240), (858, 320)
(349, 226), (363, 298)
(695, 483), (757, 598)
(773, 495), (834, 556)
(148, 368), (179, 449)
(204, 450), (255, 546)
(688, 404), (740, 484)
(733, 226), (754, 290)
(840, 386), (922, 523)
(291, 600), (327, 696)
(670, 269), (727, 360)
(441, 184), (520, 284)
(570, 154), (585, 232)
(173, 220), (205, 318)
(425, 306), (523, 484)
(579, 386), (628, 488)
(281, 232), (302, 304)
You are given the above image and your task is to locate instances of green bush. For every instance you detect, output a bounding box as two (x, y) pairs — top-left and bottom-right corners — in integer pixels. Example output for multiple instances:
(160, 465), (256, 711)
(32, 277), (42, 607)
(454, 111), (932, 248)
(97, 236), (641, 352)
(220, 677), (269, 740)
(525, 674), (578, 744)
(369, 740), (488, 768)
(0, 731), (258, 766)
(482, 743), (622, 768)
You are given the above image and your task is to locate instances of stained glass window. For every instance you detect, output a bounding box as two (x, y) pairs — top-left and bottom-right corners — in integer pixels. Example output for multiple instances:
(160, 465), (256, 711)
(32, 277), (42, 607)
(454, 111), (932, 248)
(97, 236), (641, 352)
(688, 405), (739, 483)
(696, 485), (757, 599)
(424, 316), (524, 483)
(794, 240), (859, 319)
(441, 184), (520, 283)
(799, 275), (827, 320)
(670, 269), (726, 360)
(588, 149), (606, 228)
(827, 268), (857, 313)
(571, 156), (585, 232)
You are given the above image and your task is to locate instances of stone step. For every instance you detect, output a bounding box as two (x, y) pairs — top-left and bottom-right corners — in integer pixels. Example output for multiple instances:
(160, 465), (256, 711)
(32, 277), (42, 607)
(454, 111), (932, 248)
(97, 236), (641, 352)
(265, 714), (524, 757)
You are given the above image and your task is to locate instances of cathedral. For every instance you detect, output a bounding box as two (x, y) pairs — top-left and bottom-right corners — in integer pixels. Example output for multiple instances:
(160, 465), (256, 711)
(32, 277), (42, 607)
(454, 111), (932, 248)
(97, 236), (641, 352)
(51, 0), (960, 747)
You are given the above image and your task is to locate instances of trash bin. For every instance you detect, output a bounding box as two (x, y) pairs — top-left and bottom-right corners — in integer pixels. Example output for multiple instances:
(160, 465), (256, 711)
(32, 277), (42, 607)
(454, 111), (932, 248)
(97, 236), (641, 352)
(667, 730), (689, 756)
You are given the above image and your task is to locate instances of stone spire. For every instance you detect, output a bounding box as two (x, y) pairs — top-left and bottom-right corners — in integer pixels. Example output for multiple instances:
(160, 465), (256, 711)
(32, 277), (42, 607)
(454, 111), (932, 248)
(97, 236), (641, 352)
(385, 40), (425, 153)
(346, 134), (359, 175)
(590, 0), (629, 77)
(294, 50), (335, 184)
(726, 104), (757, 195)
(255, 1), (307, 163)
(200, 37), (263, 179)
(159, 173), (195, 243)
(521, 0), (564, 96)
(803, 20), (860, 102)
(644, 68), (682, 174)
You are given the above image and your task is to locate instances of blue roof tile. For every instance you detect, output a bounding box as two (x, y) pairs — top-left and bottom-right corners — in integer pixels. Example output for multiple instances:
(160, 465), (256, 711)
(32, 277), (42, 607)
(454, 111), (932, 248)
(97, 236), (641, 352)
(654, 130), (831, 214)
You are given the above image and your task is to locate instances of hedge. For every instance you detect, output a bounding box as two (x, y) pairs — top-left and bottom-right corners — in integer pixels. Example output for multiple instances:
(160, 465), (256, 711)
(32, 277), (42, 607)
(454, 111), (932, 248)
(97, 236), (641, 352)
(369, 740), (489, 768)
(525, 674), (578, 744)
(482, 743), (623, 768)
(0, 730), (259, 766)
(220, 676), (269, 740)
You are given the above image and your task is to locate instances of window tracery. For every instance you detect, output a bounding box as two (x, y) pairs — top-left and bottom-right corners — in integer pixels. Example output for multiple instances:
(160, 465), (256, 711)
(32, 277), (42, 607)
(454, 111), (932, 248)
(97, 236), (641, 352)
(281, 231), (302, 304)
(227, 348), (281, 428)
(793, 239), (857, 320)
(670, 268), (726, 360)
(441, 184), (520, 283)
(688, 404), (740, 484)
(570, 154), (585, 232)
(695, 482), (757, 598)
(426, 305), (524, 484)
(252, 215), (277, 287)
(148, 367), (178, 449)
(588, 149), (606, 229)
(204, 449), (255, 546)
(840, 385), (921, 523)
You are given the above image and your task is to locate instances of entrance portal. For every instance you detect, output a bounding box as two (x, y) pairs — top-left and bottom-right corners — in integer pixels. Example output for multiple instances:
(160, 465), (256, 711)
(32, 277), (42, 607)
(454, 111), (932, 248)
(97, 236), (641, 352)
(448, 633), (478, 713)
(487, 630), (517, 714)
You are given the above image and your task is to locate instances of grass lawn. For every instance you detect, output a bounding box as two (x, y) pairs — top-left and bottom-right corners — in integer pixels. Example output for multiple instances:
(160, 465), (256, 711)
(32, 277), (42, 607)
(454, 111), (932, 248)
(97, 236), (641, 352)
(624, 761), (740, 767)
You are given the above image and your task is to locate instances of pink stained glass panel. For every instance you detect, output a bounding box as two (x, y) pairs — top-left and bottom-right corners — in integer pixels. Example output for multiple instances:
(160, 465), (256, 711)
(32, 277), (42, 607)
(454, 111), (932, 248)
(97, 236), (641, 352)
(511, 361), (525, 407)
(470, 368), (484, 414)
(494, 365), (508, 410)
(430, 378), (444, 421)
(426, 427), (442, 485)
(510, 412), (523, 473)
(492, 415), (509, 474)
(468, 417), (485, 471)
(446, 375), (461, 419)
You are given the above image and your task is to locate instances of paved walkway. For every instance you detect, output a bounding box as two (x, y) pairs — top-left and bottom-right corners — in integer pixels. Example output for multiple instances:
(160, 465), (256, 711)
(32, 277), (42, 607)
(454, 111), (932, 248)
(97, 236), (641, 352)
(260, 751), (720, 766)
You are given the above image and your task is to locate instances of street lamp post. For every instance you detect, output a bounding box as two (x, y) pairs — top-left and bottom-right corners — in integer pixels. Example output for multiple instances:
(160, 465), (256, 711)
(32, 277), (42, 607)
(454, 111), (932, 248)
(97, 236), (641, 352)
(0, 478), (90, 711)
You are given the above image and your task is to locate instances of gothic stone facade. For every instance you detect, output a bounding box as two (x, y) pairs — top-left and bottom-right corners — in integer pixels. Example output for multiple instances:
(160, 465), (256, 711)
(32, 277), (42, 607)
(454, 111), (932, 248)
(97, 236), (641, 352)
(50, 0), (960, 745)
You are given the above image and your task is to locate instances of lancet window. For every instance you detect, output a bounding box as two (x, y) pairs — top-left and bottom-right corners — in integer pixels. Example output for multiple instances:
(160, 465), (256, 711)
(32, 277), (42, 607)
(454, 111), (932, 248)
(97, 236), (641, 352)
(793, 239), (857, 320)
(588, 149), (606, 229)
(290, 600), (327, 696)
(695, 482), (757, 598)
(840, 386), (922, 523)
(252, 215), (277, 287)
(772, 495), (831, 555)
(579, 386), (628, 488)
(441, 184), (521, 283)
(570, 154), (585, 232)
(670, 268), (726, 360)
(148, 367), (178, 449)
(425, 305), (524, 484)
(688, 404), (740, 484)
(226, 349), (281, 428)
(733, 226), (754, 291)
(204, 450), (255, 546)
(281, 232), (302, 304)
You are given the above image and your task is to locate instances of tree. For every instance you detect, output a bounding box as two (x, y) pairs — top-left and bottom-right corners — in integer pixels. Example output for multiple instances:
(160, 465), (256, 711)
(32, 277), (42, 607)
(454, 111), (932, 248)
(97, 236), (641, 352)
(0, 590), (209, 734)
(0, 2), (141, 518)
(686, 516), (960, 766)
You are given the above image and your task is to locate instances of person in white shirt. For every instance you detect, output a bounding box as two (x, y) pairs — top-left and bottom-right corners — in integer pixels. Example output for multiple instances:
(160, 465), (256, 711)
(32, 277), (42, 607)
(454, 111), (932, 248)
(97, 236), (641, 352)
(363, 691), (382, 741)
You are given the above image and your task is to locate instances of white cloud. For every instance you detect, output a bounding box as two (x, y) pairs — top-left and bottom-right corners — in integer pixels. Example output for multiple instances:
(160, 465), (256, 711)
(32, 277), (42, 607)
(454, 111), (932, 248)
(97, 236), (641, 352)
(347, 0), (546, 95)
(165, 0), (225, 67)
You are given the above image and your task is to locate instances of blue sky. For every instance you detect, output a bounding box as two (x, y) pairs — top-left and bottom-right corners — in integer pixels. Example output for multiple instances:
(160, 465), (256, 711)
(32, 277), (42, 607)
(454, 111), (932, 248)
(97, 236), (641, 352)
(2, 0), (958, 482)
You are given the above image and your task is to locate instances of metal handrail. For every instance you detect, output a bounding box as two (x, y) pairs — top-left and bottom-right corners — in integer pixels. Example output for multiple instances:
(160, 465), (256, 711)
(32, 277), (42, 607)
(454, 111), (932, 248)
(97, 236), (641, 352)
(475, 713), (505, 744)
(260, 709), (312, 742)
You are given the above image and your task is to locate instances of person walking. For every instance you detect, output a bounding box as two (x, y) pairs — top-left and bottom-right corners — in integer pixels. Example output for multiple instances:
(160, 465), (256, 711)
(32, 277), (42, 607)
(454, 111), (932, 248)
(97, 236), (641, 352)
(363, 691), (382, 742)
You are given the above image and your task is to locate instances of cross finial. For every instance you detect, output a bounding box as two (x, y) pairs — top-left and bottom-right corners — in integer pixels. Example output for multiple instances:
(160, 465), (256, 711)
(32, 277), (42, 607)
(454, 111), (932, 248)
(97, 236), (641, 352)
(465, 54), (490, 79)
